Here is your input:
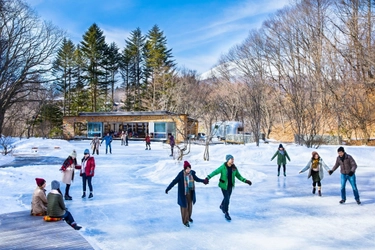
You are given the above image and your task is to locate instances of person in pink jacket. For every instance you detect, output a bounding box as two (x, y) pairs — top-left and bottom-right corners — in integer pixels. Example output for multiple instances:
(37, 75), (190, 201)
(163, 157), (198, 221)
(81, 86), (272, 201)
(80, 148), (96, 199)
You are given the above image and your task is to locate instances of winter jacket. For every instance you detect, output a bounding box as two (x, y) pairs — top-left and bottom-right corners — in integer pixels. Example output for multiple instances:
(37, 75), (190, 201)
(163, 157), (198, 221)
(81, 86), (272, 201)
(332, 153), (357, 175)
(169, 135), (175, 146)
(61, 156), (76, 184)
(145, 136), (151, 143)
(166, 170), (204, 207)
(31, 187), (48, 215)
(47, 190), (66, 217)
(207, 163), (247, 190)
(271, 150), (291, 165)
(81, 156), (95, 177)
(101, 135), (112, 145)
(91, 137), (100, 149)
(300, 158), (330, 180)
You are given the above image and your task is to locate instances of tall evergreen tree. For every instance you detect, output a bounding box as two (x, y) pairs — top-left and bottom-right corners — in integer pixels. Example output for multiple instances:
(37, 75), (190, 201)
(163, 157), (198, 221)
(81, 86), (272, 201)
(52, 38), (76, 116)
(119, 46), (133, 110)
(102, 42), (120, 111)
(144, 25), (175, 110)
(124, 28), (146, 111)
(80, 23), (107, 112)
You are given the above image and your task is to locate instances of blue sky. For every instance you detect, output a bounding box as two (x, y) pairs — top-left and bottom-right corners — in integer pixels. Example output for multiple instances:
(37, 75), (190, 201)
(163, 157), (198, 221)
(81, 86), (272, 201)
(26, 0), (289, 74)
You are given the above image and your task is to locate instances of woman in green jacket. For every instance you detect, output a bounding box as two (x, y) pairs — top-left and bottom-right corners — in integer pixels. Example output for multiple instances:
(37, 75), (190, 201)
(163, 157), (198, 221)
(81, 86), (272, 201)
(205, 154), (252, 221)
(271, 144), (291, 177)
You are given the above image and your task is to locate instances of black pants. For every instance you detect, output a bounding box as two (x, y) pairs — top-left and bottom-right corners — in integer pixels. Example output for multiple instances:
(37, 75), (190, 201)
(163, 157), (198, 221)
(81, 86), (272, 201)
(277, 164), (286, 173)
(82, 174), (93, 192)
(220, 186), (233, 213)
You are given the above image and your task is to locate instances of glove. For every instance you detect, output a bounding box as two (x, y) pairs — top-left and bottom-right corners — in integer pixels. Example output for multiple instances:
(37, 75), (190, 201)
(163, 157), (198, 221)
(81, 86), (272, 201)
(89, 171), (93, 175)
(348, 171), (354, 176)
(203, 178), (209, 185)
(165, 189), (168, 194)
(245, 180), (252, 186)
(328, 170), (333, 175)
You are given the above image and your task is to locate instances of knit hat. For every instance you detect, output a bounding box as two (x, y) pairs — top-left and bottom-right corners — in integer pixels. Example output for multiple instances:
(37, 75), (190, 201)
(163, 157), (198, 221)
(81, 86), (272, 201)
(279, 144), (284, 149)
(225, 154), (234, 162)
(35, 178), (45, 187)
(51, 180), (60, 190)
(337, 146), (345, 153)
(84, 148), (90, 154)
(312, 151), (319, 158)
(183, 161), (191, 169)
(70, 150), (77, 158)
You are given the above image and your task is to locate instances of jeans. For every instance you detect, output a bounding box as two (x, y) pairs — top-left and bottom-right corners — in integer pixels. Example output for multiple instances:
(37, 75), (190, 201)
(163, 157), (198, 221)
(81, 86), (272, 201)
(105, 143), (112, 153)
(82, 173), (93, 192)
(341, 173), (360, 201)
(62, 210), (75, 226)
(220, 186), (233, 213)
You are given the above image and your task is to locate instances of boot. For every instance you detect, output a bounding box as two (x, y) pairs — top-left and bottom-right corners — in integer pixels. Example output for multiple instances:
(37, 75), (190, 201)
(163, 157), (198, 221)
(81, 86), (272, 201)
(224, 212), (231, 221)
(312, 187), (316, 194)
(65, 195), (72, 200)
(71, 222), (82, 230)
(81, 192), (86, 198)
(318, 187), (322, 196)
(88, 192), (93, 199)
(277, 171), (280, 177)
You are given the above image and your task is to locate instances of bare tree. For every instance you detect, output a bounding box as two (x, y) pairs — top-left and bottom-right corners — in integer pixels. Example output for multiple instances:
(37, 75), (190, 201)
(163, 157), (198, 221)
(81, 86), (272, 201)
(0, 0), (65, 135)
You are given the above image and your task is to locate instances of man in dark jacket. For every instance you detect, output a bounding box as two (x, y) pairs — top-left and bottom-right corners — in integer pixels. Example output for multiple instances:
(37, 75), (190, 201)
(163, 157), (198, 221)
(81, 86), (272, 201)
(328, 147), (361, 204)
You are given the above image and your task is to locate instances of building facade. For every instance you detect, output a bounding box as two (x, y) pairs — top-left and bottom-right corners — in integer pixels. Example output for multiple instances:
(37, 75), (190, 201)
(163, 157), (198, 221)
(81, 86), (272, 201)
(62, 111), (197, 142)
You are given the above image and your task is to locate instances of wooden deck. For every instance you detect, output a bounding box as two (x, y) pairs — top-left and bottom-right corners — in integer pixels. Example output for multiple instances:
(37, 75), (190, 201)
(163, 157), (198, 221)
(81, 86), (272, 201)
(0, 211), (94, 250)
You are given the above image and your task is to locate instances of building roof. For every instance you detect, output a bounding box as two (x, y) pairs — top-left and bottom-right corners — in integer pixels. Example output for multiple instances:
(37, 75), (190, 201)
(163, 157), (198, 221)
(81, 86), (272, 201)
(78, 111), (176, 116)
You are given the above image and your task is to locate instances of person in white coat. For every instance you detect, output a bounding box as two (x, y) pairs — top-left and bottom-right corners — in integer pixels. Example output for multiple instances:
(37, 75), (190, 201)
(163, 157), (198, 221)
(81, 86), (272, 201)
(299, 151), (330, 196)
(60, 150), (77, 200)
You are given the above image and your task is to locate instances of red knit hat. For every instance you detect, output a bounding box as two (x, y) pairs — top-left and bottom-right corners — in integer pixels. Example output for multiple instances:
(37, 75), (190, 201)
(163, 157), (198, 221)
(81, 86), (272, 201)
(183, 161), (191, 169)
(35, 178), (46, 187)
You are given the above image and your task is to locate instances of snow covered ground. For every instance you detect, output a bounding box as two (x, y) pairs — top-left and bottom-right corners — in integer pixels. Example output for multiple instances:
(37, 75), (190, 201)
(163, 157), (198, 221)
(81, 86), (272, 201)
(0, 138), (374, 250)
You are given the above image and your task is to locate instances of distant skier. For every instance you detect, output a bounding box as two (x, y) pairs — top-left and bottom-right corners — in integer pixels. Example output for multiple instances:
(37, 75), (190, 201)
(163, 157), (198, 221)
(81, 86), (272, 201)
(145, 133), (151, 150)
(271, 144), (291, 176)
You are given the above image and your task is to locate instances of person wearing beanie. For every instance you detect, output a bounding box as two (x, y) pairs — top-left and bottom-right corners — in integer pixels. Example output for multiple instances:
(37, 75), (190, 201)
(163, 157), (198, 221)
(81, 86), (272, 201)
(80, 149), (96, 199)
(47, 180), (82, 230)
(60, 150), (77, 200)
(205, 154), (252, 221)
(299, 151), (330, 196)
(165, 160), (208, 227)
(31, 178), (48, 216)
(328, 147), (361, 205)
(90, 134), (101, 155)
(271, 144), (291, 176)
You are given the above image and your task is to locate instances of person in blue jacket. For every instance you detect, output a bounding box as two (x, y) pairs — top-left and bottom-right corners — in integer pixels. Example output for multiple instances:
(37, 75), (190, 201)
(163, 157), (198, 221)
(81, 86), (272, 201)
(101, 133), (113, 154)
(165, 160), (208, 227)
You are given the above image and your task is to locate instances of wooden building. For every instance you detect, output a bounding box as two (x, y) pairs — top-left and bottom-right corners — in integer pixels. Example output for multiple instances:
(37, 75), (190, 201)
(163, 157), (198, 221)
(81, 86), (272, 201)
(63, 111), (198, 142)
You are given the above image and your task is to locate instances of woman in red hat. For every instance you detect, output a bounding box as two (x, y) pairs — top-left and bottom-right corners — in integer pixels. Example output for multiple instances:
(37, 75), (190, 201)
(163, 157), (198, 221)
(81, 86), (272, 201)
(165, 160), (208, 227)
(31, 178), (48, 216)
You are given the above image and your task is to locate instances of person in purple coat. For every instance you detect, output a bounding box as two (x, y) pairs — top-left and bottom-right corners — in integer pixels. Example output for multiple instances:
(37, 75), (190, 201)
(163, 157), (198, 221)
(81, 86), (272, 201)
(165, 161), (208, 227)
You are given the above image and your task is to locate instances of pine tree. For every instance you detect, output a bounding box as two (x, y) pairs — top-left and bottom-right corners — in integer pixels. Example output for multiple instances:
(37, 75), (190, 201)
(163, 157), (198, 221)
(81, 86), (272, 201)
(144, 25), (175, 110)
(102, 42), (120, 111)
(52, 38), (76, 116)
(80, 23), (107, 112)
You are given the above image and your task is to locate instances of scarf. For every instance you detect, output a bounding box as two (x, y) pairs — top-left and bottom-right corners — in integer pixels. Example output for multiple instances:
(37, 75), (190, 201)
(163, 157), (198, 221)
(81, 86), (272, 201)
(279, 150), (285, 155)
(184, 172), (195, 195)
(311, 159), (319, 171)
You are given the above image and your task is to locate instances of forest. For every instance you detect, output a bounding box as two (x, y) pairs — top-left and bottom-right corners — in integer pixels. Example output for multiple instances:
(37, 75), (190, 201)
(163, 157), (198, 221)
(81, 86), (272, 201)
(1, 0), (375, 147)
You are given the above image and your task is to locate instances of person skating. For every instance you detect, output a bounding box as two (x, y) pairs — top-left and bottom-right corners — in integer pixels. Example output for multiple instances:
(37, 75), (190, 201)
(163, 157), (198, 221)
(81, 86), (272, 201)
(145, 133), (151, 150)
(271, 144), (291, 176)
(47, 180), (82, 230)
(328, 147), (361, 205)
(165, 160), (208, 227)
(60, 150), (77, 200)
(101, 133), (113, 154)
(90, 135), (100, 155)
(31, 178), (48, 216)
(80, 149), (96, 199)
(168, 133), (175, 157)
(299, 151), (330, 196)
(205, 154), (252, 221)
